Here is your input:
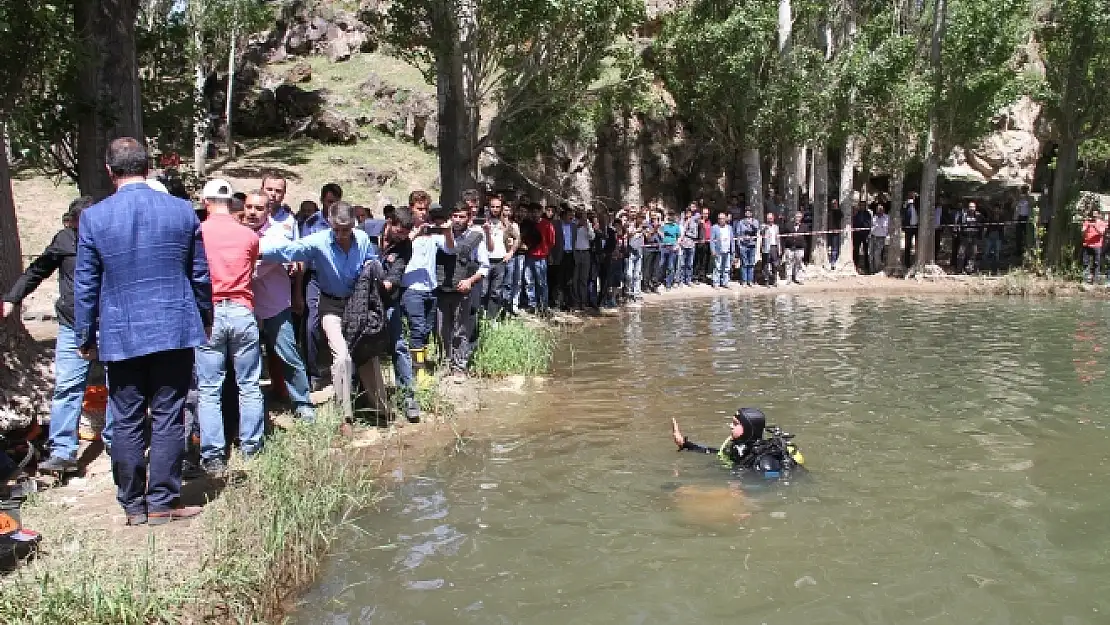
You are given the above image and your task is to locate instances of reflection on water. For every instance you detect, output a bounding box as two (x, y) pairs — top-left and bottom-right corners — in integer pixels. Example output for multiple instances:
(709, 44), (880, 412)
(297, 295), (1110, 625)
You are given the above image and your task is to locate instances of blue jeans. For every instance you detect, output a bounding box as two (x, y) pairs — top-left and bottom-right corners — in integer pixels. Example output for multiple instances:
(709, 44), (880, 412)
(661, 249), (679, 287)
(738, 246), (756, 283)
(681, 247), (695, 285)
(48, 324), (92, 461)
(712, 252), (732, 287)
(260, 309), (314, 420)
(524, 257), (549, 312)
(387, 304), (414, 396)
(984, 232), (1002, 271)
(196, 301), (265, 462)
(502, 255), (525, 314)
(401, 288), (437, 349)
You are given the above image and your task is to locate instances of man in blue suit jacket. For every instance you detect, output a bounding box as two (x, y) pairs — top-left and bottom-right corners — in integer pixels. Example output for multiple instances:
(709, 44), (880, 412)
(73, 137), (213, 526)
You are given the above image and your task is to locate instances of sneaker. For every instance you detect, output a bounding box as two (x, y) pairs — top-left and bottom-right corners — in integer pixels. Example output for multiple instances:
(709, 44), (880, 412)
(38, 455), (78, 474)
(200, 457), (228, 479)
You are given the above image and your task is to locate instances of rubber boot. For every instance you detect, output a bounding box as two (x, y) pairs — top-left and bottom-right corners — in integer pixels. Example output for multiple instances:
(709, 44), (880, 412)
(411, 347), (432, 388)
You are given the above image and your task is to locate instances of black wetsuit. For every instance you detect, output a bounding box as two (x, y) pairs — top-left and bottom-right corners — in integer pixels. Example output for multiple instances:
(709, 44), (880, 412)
(678, 408), (804, 479)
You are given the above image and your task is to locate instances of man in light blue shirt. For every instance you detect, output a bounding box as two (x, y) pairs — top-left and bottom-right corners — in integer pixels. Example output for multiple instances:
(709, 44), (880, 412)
(260, 201), (377, 420)
(400, 202), (455, 381)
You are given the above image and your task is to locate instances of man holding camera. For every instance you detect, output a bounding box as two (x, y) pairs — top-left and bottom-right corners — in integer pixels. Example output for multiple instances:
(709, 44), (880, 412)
(401, 202), (456, 382)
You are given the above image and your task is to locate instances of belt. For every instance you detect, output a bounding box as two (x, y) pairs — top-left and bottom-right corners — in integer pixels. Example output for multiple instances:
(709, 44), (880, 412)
(319, 291), (349, 301)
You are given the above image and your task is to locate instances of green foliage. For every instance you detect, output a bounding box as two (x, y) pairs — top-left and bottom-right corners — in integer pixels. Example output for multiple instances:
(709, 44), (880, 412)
(386, 0), (646, 158)
(933, 0), (1028, 150)
(470, 318), (555, 378)
(1038, 0), (1110, 142)
(656, 0), (777, 150)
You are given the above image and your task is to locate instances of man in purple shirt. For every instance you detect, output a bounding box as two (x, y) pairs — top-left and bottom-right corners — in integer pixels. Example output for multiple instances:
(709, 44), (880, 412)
(242, 192), (315, 421)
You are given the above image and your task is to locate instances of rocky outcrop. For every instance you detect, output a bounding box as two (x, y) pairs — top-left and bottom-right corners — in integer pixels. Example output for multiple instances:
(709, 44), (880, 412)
(942, 96), (1046, 188)
(359, 72), (438, 148)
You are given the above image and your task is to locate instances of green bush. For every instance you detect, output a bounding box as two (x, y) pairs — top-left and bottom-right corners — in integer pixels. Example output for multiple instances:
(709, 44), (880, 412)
(469, 318), (555, 378)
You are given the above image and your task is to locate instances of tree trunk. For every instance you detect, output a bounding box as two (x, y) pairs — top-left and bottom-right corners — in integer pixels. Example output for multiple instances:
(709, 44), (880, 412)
(436, 40), (471, 206)
(225, 27), (237, 158)
(1046, 136), (1080, 267)
(913, 0), (947, 274)
(0, 125), (21, 292)
(743, 148), (764, 218)
(75, 0), (144, 200)
(783, 145), (801, 218)
(811, 143), (829, 268)
(193, 30), (207, 176)
(886, 168), (905, 275)
(624, 114), (643, 206)
(838, 138), (858, 271)
(0, 124), (50, 431)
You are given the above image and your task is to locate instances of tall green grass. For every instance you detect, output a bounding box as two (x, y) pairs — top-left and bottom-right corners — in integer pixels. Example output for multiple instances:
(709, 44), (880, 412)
(469, 318), (555, 378)
(0, 408), (376, 624)
(197, 408), (376, 622)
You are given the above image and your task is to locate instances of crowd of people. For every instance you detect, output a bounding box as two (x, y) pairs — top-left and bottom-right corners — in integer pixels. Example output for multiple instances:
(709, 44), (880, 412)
(0, 132), (1068, 524)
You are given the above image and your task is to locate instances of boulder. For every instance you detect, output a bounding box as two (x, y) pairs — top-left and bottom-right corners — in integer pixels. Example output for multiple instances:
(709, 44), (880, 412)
(307, 17), (330, 42)
(285, 23), (311, 55)
(328, 39), (352, 63)
(284, 61), (313, 84)
(307, 109), (357, 144)
(356, 165), (399, 188)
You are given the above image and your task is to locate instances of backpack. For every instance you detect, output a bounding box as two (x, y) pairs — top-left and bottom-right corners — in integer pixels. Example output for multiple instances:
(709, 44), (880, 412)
(343, 260), (389, 366)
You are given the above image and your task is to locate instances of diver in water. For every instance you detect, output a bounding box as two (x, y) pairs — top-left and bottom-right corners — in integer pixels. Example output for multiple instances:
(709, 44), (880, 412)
(671, 408), (805, 479)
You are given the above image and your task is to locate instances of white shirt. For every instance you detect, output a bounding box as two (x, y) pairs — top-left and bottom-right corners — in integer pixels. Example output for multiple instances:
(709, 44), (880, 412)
(871, 213), (890, 238)
(485, 221), (507, 258)
(761, 224), (780, 252)
(907, 201), (918, 227)
(573, 224), (594, 251)
(269, 204), (300, 241)
(561, 221), (574, 251)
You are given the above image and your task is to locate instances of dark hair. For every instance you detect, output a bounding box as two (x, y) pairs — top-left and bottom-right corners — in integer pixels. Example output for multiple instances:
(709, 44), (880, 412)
(300, 199), (318, 211)
(452, 201), (469, 214)
(320, 183), (343, 201)
(261, 171), (287, 188)
(383, 204), (396, 219)
(391, 206), (414, 230)
(64, 196), (95, 224)
(105, 137), (149, 177)
(232, 191), (247, 202)
(462, 188), (480, 204)
(408, 190), (431, 207)
(428, 203), (452, 222)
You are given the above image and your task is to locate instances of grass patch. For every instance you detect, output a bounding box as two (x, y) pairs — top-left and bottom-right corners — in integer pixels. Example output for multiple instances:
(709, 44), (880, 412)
(469, 318), (555, 378)
(969, 269), (1081, 297)
(0, 407), (377, 624)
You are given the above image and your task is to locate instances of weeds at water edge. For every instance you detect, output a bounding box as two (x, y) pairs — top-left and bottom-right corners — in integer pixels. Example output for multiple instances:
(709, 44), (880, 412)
(196, 408), (377, 622)
(469, 318), (555, 378)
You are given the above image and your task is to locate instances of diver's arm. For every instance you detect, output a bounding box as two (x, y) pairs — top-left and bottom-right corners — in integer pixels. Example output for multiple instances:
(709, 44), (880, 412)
(672, 418), (720, 454)
(679, 439), (720, 454)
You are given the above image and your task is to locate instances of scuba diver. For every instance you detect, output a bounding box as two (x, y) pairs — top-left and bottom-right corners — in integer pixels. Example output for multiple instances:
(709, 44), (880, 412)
(671, 408), (805, 480)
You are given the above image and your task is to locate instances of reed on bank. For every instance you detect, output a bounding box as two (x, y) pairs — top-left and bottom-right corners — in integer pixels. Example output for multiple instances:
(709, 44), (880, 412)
(469, 318), (556, 378)
(0, 408), (376, 624)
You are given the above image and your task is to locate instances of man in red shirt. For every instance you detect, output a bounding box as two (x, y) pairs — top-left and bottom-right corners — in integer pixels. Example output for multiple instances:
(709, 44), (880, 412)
(1081, 207), (1107, 284)
(522, 203), (555, 315)
(196, 179), (263, 477)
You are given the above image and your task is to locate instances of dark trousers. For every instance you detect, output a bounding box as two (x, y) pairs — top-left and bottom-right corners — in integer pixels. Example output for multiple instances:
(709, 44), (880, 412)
(693, 242), (711, 282)
(1015, 217), (1028, 260)
(935, 227), (943, 261)
(903, 227), (917, 267)
(436, 290), (474, 371)
(303, 278), (323, 384)
(641, 248), (659, 291)
(853, 234), (870, 272)
(572, 250), (591, 309)
(827, 233), (841, 266)
(762, 246), (781, 285)
(106, 348), (193, 515)
(483, 260), (507, 320)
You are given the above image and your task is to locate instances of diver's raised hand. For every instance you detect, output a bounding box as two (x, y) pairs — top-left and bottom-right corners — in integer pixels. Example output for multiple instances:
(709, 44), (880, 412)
(672, 418), (686, 449)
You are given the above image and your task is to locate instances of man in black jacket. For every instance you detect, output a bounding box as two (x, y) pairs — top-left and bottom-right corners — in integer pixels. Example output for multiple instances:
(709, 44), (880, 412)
(2, 197), (95, 472)
(436, 203), (490, 377)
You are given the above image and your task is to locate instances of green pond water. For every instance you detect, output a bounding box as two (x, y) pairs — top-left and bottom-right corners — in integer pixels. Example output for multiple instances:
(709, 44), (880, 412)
(295, 294), (1110, 625)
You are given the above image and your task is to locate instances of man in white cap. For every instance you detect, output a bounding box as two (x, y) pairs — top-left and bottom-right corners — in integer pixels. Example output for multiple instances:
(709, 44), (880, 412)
(194, 179), (264, 477)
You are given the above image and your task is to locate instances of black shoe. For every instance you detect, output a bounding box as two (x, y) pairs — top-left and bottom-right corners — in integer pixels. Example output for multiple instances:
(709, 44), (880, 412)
(182, 457), (205, 480)
(38, 455), (78, 474)
(200, 458), (228, 479)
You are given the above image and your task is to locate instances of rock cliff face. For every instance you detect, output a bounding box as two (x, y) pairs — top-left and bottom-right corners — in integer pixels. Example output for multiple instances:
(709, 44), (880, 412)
(942, 96), (1047, 188)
